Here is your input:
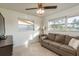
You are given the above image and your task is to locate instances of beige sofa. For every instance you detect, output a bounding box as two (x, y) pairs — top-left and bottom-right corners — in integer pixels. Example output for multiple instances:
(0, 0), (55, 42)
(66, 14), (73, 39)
(40, 33), (79, 56)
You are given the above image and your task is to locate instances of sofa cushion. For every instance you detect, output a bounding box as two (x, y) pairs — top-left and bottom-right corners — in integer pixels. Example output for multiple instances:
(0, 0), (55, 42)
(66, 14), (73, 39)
(50, 41), (76, 55)
(59, 45), (76, 55)
(55, 34), (65, 44)
(48, 33), (56, 41)
(42, 39), (62, 48)
(42, 39), (76, 55)
(65, 35), (72, 45)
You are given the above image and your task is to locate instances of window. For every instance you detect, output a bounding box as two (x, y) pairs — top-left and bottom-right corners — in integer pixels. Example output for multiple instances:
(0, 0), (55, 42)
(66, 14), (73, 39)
(67, 16), (79, 31)
(48, 17), (66, 31)
(48, 16), (79, 32)
(18, 19), (34, 31)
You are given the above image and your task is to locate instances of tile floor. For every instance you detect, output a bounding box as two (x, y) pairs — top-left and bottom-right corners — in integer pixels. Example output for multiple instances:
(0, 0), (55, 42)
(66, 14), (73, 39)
(13, 42), (58, 56)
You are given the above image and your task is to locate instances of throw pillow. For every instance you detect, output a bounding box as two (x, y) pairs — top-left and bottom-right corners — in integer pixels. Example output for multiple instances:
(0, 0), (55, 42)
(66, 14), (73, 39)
(68, 38), (79, 49)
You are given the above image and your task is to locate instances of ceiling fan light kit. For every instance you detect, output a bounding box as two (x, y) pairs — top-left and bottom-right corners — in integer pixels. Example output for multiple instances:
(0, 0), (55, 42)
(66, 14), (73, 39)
(36, 8), (45, 15)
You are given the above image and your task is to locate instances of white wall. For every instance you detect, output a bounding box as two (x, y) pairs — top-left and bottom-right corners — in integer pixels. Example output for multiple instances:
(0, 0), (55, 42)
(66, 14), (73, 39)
(0, 8), (42, 47)
(45, 5), (79, 36)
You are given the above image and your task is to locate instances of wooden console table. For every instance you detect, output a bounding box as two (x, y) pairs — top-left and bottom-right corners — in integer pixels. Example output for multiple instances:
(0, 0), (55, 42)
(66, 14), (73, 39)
(0, 35), (13, 56)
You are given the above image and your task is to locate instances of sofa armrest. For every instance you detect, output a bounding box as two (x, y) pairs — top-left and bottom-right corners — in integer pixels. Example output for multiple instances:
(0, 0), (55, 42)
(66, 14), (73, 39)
(39, 34), (48, 42)
(77, 46), (79, 56)
(39, 34), (47, 39)
(41, 36), (48, 40)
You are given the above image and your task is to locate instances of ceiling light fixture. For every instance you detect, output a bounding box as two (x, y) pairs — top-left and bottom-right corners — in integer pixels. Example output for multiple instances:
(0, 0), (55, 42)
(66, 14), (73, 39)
(36, 8), (45, 15)
(36, 3), (45, 15)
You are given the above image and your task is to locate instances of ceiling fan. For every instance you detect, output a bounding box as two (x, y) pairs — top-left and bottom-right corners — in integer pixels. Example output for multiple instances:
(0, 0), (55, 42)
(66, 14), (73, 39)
(25, 3), (57, 15)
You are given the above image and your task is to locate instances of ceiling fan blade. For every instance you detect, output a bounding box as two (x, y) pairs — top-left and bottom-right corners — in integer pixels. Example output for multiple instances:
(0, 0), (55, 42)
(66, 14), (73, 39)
(25, 5), (57, 10)
(44, 6), (57, 9)
(25, 8), (37, 10)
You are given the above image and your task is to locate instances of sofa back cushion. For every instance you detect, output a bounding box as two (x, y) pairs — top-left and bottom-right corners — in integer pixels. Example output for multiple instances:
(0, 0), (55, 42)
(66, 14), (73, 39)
(65, 35), (72, 45)
(55, 34), (65, 44)
(73, 36), (79, 39)
(48, 33), (56, 41)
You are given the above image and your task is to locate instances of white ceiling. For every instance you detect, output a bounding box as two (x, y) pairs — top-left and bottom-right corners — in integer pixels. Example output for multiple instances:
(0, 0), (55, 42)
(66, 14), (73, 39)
(0, 3), (79, 17)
